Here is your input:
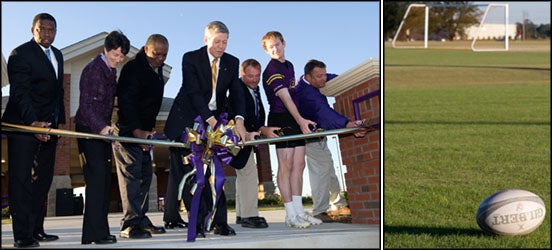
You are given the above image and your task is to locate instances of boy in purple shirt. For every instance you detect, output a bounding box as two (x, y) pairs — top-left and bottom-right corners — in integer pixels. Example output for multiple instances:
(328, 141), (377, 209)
(261, 31), (321, 228)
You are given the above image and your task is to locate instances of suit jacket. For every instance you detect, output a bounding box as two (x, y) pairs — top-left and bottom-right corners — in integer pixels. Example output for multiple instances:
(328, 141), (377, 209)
(164, 46), (245, 141)
(116, 48), (165, 137)
(74, 54), (118, 134)
(2, 39), (65, 128)
(228, 80), (265, 169)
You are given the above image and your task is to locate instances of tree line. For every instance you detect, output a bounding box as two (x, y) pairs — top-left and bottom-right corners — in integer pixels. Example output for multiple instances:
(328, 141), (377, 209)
(383, 1), (551, 41)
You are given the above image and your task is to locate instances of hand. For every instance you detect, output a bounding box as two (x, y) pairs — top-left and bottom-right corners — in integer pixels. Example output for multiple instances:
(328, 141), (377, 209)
(133, 129), (154, 151)
(31, 121), (52, 142)
(99, 125), (112, 135)
(259, 126), (280, 138)
(234, 118), (247, 145)
(347, 120), (367, 138)
(207, 116), (217, 129)
(245, 131), (260, 141)
(298, 118), (316, 134)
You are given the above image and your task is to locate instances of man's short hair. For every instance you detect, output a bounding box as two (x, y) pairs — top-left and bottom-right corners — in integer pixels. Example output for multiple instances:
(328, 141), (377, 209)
(205, 21), (229, 38)
(304, 59), (326, 75)
(33, 13), (57, 28)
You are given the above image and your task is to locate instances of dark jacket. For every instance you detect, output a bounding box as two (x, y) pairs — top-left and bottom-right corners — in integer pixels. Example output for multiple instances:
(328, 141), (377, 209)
(74, 54), (118, 134)
(228, 80), (265, 169)
(164, 46), (244, 141)
(116, 48), (165, 137)
(2, 39), (65, 127)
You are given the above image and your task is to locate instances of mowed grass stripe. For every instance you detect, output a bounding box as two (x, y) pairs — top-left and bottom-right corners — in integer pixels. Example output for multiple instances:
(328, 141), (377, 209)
(383, 42), (550, 248)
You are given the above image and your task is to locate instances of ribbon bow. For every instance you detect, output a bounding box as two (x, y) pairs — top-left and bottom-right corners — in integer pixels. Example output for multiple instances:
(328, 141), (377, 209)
(180, 113), (240, 242)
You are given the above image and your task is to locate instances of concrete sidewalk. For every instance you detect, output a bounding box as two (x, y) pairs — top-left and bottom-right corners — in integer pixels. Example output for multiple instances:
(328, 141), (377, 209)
(1, 209), (380, 248)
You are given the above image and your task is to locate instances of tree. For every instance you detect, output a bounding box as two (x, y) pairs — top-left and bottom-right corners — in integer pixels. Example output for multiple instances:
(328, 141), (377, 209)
(536, 24), (550, 39)
(383, 1), (482, 41)
(383, 1), (416, 40)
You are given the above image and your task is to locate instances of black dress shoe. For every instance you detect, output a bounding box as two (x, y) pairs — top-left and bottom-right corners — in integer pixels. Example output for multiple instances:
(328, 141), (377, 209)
(81, 236), (117, 245)
(241, 216), (269, 228)
(196, 222), (206, 238)
(14, 238), (39, 248)
(120, 226), (152, 239)
(107, 234), (116, 240)
(212, 223), (236, 236)
(165, 221), (187, 229)
(143, 224), (166, 234)
(196, 229), (206, 238)
(33, 232), (59, 241)
(236, 216), (242, 224)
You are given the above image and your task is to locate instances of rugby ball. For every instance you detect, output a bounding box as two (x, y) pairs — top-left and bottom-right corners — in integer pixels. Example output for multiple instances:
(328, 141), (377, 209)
(476, 189), (546, 236)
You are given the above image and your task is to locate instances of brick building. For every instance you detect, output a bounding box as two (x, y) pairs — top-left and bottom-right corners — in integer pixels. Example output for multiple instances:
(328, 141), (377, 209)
(2, 34), (380, 225)
(321, 58), (380, 224)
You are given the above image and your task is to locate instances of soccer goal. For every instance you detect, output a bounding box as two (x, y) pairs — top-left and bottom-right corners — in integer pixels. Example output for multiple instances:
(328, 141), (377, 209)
(391, 3), (510, 52)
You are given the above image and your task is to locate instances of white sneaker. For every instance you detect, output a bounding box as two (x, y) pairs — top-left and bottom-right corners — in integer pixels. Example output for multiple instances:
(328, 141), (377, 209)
(300, 212), (323, 225)
(285, 215), (311, 228)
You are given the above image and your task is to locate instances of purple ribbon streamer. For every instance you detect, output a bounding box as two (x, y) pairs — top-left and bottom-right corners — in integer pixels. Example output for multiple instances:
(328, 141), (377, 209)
(185, 113), (235, 242)
(186, 116), (207, 242)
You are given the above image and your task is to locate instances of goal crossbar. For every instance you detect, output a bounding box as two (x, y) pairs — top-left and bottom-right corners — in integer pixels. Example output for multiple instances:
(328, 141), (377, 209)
(391, 3), (509, 51)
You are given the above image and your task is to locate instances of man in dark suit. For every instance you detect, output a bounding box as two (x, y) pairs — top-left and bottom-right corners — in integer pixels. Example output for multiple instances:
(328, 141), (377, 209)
(228, 59), (279, 229)
(2, 13), (65, 248)
(163, 21), (246, 240)
(112, 34), (169, 239)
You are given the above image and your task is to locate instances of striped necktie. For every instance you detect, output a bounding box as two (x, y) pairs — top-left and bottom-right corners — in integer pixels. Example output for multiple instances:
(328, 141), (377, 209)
(211, 58), (218, 92)
(253, 89), (260, 118)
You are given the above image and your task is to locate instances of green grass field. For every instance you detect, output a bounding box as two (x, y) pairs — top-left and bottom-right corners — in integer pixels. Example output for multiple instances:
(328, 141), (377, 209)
(383, 41), (550, 248)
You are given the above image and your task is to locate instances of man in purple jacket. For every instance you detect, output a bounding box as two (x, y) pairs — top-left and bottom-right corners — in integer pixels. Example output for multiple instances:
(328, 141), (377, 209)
(295, 59), (366, 222)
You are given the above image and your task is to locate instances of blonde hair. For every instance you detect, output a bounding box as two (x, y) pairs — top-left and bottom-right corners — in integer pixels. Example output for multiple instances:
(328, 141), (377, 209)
(261, 31), (284, 50)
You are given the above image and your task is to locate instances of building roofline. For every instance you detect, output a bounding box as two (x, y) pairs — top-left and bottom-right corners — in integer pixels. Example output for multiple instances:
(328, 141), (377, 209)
(320, 58), (380, 97)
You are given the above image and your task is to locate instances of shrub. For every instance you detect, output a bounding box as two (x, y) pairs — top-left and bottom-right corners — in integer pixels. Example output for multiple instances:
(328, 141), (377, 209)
(2, 207), (10, 219)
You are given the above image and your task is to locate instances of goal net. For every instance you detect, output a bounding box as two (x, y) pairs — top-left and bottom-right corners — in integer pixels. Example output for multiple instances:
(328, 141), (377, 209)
(391, 3), (511, 51)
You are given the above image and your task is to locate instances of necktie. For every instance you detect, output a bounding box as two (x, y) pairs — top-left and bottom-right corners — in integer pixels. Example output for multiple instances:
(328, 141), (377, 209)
(253, 89), (260, 118)
(45, 48), (52, 62)
(211, 58), (218, 92)
(45, 48), (59, 125)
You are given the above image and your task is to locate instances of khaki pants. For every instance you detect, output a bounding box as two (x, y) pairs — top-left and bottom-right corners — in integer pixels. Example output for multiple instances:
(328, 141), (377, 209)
(306, 137), (348, 215)
(235, 151), (259, 218)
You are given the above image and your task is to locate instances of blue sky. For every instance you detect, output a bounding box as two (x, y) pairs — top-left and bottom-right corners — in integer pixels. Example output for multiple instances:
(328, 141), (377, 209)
(478, 1), (550, 24)
(2, 1), (549, 196)
(1, 1), (380, 98)
(1, 1), (380, 196)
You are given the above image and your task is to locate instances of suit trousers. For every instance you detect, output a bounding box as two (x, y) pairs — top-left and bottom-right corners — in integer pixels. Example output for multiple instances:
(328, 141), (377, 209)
(112, 142), (153, 230)
(76, 124), (113, 242)
(7, 133), (57, 241)
(235, 151), (259, 218)
(305, 137), (348, 215)
(162, 147), (186, 224)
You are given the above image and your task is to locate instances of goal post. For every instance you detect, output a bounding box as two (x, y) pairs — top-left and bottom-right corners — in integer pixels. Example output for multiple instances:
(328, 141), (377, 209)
(471, 3), (509, 52)
(391, 3), (510, 52)
(391, 4), (429, 49)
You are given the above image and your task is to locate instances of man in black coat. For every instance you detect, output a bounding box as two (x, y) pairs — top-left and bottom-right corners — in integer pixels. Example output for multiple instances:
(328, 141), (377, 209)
(163, 21), (246, 240)
(112, 34), (168, 239)
(2, 13), (65, 248)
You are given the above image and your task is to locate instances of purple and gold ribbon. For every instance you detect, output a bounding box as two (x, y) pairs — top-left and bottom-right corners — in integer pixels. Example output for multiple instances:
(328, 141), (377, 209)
(183, 114), (239, 242)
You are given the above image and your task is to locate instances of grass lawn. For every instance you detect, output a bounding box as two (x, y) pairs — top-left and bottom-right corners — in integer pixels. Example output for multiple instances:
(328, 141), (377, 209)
(383, 40), (550, 248)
